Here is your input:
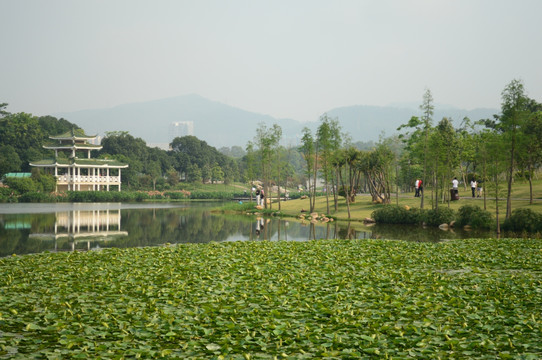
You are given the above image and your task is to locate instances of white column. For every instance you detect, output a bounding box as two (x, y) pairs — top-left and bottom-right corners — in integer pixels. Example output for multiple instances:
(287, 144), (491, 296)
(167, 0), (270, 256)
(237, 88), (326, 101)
(77, 167), (81, 191)
(106, 168), (110, 191)
(118, 168), (122, 191)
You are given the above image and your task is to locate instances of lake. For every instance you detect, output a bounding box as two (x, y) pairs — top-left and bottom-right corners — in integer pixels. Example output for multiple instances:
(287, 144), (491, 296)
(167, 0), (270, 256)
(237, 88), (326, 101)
(0, 202), (497, 256)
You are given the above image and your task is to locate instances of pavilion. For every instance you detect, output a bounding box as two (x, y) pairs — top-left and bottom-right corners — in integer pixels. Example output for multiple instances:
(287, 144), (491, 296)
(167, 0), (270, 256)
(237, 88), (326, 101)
(30, 129), (128, 192)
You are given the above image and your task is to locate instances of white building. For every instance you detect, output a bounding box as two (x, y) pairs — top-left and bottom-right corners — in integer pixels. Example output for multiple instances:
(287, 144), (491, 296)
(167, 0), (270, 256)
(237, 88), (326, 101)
(30, 129), (128, 192)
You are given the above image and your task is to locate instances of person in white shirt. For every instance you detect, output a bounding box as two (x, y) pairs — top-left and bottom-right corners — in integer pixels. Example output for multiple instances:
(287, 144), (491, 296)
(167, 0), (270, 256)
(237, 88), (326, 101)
(452, 177), (459, 200)
(470, 179), (477, 198)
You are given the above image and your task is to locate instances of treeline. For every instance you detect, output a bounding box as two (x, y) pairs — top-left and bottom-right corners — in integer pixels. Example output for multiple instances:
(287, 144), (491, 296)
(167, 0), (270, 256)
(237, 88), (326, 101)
(249, 79), (542, 231)
(0, 104), (308, 192)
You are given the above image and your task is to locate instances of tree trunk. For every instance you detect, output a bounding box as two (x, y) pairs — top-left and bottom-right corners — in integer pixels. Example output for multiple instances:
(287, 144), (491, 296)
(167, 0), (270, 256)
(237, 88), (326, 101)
(506, 128), (516, 219)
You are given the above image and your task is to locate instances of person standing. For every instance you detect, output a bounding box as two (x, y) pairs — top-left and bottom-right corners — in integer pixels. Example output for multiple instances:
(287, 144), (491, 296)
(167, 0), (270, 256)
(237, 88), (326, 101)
(452, 177), (459, 200)
(414, 179), (420, 197)
(470, 179), (477, 198)
(255, 187), (261, 206)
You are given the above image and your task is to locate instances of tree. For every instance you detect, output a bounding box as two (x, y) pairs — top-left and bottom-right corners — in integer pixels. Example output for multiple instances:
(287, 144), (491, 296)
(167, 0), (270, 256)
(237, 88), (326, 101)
(255, 123), (282, 209)
(145, 161), (162, 190)
(300, 127), (316, 212)
(517, 109), (542, 204)
(419, 88), (434, 209)
(317, 114), (341, 215)
(186, 163), (202, 183)
(427, 117), (458, 208)
(0, 145), (22, 176)
(498, 79), (529, 219)
(166, 168), (179, 187)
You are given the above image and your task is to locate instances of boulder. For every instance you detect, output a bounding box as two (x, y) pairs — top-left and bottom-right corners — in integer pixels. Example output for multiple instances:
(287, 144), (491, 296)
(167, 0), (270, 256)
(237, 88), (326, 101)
(439, 223), (449, 230)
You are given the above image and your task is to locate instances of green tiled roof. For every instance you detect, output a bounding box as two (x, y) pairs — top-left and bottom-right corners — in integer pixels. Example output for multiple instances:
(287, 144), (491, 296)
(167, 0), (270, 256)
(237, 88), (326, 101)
(3, 172), (32, 178)
(50, 128), (96, 139)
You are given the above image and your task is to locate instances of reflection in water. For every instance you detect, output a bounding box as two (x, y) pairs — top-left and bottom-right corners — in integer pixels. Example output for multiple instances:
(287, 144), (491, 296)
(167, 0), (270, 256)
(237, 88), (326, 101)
(0, 203), (500, 256)
(28, 209), (128, 252)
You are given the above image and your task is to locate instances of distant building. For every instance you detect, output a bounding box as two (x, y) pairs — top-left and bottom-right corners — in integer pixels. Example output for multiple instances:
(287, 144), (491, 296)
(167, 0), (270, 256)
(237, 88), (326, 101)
(169, 121), (194, 142)
(30, 129), (128, 192)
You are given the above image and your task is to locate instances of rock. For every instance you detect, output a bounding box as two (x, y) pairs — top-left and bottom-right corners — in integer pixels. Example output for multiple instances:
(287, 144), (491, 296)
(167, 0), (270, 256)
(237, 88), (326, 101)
(439, 223), (449, 230)
(449, 220), (456, 228)
(364, 217), (375, 223)
(404, 205), (410, 210)
(463, 225), (472, 231)
(310, 212), (318, 219)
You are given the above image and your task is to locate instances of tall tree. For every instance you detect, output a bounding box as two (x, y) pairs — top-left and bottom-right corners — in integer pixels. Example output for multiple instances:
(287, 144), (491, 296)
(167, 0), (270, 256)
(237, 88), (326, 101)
(255, 123), (282, 209)
(498, 79), (528, 219)
(316, 114), (341, 215)
(300, 127), (316, 212)
(419, 88), (434, 209)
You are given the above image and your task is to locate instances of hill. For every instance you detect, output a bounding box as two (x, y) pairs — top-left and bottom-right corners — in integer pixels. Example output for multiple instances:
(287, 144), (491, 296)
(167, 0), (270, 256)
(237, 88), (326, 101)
(54, 95), (498, 148)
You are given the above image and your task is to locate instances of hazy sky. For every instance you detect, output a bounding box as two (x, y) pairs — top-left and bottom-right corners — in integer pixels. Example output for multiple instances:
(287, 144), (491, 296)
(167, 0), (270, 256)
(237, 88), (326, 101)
(1, 0), (541, 122)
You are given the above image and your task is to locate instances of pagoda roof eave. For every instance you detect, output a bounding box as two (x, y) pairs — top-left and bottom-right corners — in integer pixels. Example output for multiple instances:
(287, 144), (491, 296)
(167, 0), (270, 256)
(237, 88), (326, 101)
(29, 159), (129, 168)
(43, 145), (103, 150)
(49, 129), (97, 140)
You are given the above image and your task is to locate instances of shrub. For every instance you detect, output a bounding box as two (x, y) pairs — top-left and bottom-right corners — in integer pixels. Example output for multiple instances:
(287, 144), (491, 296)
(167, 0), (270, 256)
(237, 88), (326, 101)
(503, 208), (542, 233)
(372, 205), (421, 225)
(19, 192), (53, 203)
(421, 207), (456, 226)
(3, 177), (37, 194)
(456, 205), (493, 229)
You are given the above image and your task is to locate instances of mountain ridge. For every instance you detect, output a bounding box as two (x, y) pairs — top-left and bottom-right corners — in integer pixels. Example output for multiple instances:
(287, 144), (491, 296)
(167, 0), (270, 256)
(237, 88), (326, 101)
(54, 95), (499, 148)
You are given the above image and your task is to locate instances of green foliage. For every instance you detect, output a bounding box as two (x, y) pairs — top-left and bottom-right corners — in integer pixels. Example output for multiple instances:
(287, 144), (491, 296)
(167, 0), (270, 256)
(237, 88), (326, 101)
(18, 191), (54, 203)
(188, 191), (245, 200)
(1, 239), (540, 358)
(66, 191), (148, 202)
(3, 177), (37, 194)
(372, 205), (421, 225)
(420, 207), (456, 226)
(456, 205), (494, 229)
(503, 208), (542, 233)
(0, 186), (16, 202)
(0, 145), (22, 176)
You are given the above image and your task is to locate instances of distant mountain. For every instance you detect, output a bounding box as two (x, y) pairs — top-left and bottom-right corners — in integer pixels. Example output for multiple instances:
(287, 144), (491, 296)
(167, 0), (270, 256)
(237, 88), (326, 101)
(54, 94), (303, 149)
(54, 95), (499, 148)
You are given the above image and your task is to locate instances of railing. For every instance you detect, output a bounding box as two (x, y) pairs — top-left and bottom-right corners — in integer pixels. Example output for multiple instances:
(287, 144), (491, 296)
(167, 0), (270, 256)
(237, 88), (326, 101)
(56, 176), (121, 184)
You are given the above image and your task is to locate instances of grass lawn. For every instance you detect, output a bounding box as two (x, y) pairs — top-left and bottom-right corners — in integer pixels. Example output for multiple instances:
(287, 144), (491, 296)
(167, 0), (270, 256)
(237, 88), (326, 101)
(1, 239), (540, 358)
(268, 179), (542, 224)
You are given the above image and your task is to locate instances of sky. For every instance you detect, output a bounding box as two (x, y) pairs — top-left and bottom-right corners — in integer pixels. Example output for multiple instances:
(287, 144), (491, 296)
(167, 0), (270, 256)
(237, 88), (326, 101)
(1, 0), (541, 122)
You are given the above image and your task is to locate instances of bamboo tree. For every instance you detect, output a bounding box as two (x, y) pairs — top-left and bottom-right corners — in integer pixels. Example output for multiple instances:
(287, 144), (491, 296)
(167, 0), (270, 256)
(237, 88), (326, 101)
(300, 127), (316, 213)
(498, 79), (528, 219)
(420, 89), (434, 209)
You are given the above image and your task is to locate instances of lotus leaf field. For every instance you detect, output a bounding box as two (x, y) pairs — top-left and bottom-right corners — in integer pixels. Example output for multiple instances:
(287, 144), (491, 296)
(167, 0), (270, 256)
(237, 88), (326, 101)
(1, 239), (541, 359)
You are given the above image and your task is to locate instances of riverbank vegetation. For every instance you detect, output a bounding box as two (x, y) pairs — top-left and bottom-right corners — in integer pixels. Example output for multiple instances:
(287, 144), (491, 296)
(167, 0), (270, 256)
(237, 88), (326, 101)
(1, 79), (542, 233)
(1, 239), (540, 358)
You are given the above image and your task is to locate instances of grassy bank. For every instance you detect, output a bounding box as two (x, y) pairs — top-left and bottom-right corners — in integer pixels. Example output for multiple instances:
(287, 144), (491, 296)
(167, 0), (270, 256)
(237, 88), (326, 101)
(263, 179), (542, 223)
(1, 239), (540, 359)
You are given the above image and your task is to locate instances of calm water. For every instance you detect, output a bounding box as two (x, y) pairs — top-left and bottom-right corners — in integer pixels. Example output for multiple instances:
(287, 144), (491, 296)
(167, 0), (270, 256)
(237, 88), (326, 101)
(0, 202), (497, 256)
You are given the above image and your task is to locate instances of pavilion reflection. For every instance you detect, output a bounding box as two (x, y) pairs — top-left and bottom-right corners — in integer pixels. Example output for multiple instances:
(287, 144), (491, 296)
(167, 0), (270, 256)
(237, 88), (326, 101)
(29, 209), (128, 251)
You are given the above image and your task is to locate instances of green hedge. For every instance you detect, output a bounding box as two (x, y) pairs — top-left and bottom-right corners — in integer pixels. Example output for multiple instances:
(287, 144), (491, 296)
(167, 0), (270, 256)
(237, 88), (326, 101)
(456, 205), (493, 229)
(372, 205), (422, 225)
(503, 208), (542, 233)
(420, 207), (456, 227)
(67, 191), (149, 202)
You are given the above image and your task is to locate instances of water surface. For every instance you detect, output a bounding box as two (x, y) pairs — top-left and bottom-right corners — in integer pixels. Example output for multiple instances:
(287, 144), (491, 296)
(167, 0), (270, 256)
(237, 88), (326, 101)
(0, 202), (496, 256)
